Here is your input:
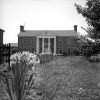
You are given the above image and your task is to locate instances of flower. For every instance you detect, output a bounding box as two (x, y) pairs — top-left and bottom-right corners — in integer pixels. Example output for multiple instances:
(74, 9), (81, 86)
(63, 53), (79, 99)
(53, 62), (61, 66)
(10, 51), (40, 67)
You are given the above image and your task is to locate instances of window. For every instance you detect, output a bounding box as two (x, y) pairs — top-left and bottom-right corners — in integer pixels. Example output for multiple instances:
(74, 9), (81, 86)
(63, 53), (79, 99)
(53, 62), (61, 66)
(19, 38), (23, 45)
(31, 38), (35, 44)
(59, 48), (63, 54)
(32, 48), (34, 53)
(24, 38), (27, 44)
(27, 39), (30, 44)
(59, 39), (63, 45)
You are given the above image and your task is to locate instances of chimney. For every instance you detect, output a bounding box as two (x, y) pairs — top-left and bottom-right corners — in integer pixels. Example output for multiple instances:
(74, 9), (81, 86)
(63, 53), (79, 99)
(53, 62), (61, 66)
(74, 25), (77, 32)
(20, 26), (24, 32)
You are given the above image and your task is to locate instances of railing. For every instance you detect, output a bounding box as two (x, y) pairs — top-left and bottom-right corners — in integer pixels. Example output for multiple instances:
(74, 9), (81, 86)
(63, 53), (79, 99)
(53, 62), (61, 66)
(0, 43), (10, 65)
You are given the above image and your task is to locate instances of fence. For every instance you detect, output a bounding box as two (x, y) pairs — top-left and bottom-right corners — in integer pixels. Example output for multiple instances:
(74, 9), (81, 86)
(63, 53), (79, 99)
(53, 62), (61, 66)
(0, 43), (10, 65)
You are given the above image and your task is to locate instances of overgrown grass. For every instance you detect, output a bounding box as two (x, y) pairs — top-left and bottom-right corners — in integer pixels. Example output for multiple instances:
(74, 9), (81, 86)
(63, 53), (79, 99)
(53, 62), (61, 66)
(40, 56), (100, 100)
(1, 56), (100, 100)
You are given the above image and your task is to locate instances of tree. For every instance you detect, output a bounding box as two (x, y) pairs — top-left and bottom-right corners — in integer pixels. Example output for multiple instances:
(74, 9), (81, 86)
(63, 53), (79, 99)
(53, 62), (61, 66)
(75, 0), (100, 40)
(75, 0), (100, 57)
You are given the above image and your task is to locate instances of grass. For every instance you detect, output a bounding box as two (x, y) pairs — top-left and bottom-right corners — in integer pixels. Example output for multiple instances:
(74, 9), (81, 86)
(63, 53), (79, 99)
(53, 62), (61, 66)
(40, 56), (100, 100)
(1, 56), (100, 100)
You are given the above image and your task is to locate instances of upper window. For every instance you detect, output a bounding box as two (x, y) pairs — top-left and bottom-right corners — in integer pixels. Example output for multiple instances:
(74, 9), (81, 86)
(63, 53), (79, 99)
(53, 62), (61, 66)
(24, 39), (27, 44)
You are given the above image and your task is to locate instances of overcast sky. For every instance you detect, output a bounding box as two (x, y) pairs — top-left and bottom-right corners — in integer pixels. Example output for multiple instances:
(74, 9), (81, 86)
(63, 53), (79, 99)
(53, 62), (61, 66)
(0, 0), (88, 43)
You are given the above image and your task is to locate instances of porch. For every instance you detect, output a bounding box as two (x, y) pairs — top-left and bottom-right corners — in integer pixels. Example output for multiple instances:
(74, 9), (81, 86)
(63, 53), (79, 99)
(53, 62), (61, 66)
(36, 36), (56, 54)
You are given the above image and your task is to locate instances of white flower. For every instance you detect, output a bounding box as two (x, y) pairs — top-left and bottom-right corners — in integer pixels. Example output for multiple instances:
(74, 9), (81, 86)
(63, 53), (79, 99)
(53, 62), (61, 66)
(32, 66), (35, 70)
(10, 51), (40, 67)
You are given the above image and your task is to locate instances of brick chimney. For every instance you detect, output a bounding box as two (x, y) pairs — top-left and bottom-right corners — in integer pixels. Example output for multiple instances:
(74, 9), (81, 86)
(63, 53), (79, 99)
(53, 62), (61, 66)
(74, 25), (77, 32)
(20, 26), (24, 32)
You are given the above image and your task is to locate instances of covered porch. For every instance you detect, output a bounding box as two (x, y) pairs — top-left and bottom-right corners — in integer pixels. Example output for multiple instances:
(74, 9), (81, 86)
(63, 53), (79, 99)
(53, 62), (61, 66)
(36, 36), (56, 54)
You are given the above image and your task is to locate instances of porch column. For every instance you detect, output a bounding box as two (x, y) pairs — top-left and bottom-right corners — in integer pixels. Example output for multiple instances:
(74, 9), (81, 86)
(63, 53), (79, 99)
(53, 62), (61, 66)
(36, 37), (39, 54)
(48, 38), (50, 53)
(42, 38), (44, 53)
(54, 37), (56, 54)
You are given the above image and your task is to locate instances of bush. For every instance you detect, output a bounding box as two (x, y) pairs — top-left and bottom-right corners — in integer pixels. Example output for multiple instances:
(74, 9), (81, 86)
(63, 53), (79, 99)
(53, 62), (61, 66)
(88, 54), (100, 62)
(79, 41), (100, 57)
(39, 53), (57, 64)
(0, 51), (40, 100)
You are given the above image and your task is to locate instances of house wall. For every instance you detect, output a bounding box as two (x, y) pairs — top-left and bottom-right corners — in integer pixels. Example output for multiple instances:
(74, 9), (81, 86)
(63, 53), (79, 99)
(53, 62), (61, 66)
(56, 36), (78, 54)
(18, 36), (78, 54)
(18, 36), (36, 53)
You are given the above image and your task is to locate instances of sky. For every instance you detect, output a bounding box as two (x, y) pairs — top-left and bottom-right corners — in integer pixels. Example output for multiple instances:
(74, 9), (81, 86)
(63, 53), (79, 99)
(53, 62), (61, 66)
(0, 0), (88, 43)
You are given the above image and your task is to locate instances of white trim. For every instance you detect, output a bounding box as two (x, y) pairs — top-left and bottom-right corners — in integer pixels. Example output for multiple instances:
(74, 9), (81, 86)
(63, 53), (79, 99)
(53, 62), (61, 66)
(48, 38), (50, 53)
(37, 36), (56, 38)
(36, 37), (39, 54)
(36, 36), (56, 54)
(42, 38), (44, 53)
(54, 37), (56, 54)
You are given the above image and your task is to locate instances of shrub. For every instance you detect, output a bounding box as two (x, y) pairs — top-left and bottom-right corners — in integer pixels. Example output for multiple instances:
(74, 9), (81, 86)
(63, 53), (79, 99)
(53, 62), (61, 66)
(88, 54), (100, 62)
(39, 53), (57, 64)
(0, 51), (40, 100)
(79, 41), (100, 57)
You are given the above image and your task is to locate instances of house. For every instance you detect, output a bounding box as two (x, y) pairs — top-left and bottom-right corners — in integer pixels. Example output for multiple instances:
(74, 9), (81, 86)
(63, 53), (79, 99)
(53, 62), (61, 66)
(18, 25), (79, 55)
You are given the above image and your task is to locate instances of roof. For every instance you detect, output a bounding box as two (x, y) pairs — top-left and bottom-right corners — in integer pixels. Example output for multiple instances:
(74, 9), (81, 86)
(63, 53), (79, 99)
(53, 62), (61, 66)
(18, 30), (78, 37)
(0, 29), (5, 32)
(10, 43), (18, 47)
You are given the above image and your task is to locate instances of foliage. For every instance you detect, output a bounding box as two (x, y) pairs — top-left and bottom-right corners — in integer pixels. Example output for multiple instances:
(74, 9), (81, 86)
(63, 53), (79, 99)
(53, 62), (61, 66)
(0, 51), (40, 100)
(38, 53), (57, 64)
(75, 0), (100, 40)
(39, 56), (100, 100)
(79, 39), (100, 57)
(75, 0), (100, 57)
(88, 54), (100, 62)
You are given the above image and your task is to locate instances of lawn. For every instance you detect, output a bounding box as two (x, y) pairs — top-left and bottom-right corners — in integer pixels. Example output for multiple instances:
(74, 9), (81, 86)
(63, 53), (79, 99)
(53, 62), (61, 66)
(40, 56), (100, 100)
(0, 56), (100, 100)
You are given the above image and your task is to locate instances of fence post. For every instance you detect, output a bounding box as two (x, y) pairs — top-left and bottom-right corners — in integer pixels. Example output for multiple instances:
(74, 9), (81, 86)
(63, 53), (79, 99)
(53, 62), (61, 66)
(0, 46), (1, 64)
(8, 43), (10, 66)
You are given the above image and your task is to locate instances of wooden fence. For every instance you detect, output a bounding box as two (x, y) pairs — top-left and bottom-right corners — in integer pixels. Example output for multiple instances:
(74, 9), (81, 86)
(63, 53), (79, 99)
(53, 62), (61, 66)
(0, 43), (10, 65)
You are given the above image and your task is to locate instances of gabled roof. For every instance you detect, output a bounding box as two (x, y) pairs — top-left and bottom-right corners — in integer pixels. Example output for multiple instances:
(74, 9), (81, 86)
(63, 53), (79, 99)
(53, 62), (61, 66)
(0, 29), (5, 32)
(10, 43), (18, 47)
(18, 30), (78, 37)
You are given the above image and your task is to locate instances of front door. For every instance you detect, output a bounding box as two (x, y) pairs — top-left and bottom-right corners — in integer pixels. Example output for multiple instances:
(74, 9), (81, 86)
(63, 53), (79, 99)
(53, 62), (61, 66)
(44, 38), (48, 53)
(37, 37), (56, 54)
(39, 38), (49, 53)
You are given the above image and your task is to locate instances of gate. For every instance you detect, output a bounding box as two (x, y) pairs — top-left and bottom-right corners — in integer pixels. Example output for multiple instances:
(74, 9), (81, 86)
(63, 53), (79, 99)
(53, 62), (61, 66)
(0, 43), (10, 65)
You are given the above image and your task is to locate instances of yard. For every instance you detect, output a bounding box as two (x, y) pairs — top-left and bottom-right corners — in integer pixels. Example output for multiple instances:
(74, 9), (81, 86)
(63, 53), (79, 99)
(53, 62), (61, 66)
(39, 56), (100, 100)
(0, 55), (100, 100)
